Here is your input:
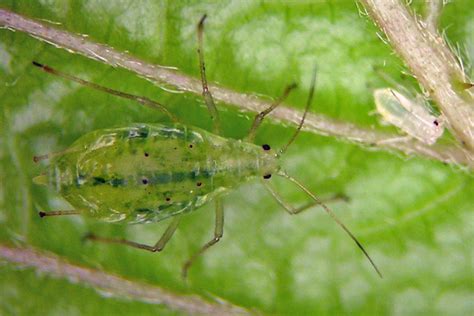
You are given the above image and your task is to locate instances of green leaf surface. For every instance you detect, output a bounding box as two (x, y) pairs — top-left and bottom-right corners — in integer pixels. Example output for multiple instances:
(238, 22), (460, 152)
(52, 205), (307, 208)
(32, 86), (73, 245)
(1, 1), (472, 315)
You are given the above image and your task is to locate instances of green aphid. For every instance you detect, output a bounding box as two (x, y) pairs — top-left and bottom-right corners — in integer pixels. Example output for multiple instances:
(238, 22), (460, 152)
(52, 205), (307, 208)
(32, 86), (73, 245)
(33, 15), (382, 279)
(35, 123), (277, 224)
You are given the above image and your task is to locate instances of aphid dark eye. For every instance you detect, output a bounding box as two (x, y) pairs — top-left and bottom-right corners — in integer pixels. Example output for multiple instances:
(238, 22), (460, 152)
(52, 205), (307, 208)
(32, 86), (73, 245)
(262, 144), (271, 151)
(142, 178), (148, 185)
(166, 197), (171, 202)
(196, 182), (202, 187)
(189, 144), (193, 148)
(144, 152), (149, 157)
(263, 174), (272, 179)
(433, 120), (439, 126)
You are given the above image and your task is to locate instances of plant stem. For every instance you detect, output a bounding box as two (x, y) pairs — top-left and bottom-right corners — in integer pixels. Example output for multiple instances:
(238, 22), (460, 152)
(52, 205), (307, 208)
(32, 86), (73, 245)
(0, 244), (252, 316)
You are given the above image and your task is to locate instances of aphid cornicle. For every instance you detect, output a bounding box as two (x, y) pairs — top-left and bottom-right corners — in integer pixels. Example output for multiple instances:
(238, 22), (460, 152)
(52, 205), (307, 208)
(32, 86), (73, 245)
(33, 15), (382, 279)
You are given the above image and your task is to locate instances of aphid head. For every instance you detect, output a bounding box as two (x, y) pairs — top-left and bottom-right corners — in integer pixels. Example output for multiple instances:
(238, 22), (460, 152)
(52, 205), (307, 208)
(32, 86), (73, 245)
(259, 143), (280, 180)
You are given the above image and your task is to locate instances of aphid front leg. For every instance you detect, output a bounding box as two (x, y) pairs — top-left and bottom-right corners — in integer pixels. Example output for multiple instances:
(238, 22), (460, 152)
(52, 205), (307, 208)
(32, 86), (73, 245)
(245, 83), (297, 142)
(31, 62), (178, 122)
(197, 15), (221, 134)
(85, 215), (182, 252)
(182, 198), (224, 279)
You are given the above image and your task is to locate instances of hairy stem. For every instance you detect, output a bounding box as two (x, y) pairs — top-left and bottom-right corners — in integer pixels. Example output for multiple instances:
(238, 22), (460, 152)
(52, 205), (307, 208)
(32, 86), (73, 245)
(424, 0), (443, 33)
(0, 244), (251, 316)
(360, 0), (474, 153)
(0, 8), (471, 168)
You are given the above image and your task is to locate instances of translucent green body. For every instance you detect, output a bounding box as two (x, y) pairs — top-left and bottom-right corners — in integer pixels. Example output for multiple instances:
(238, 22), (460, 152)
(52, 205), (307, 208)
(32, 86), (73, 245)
(41, 123), (278, 224)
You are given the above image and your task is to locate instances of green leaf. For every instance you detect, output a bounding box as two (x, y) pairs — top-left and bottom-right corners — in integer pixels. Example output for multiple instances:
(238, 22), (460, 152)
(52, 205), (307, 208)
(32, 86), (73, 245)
(1, 1), (472, 315)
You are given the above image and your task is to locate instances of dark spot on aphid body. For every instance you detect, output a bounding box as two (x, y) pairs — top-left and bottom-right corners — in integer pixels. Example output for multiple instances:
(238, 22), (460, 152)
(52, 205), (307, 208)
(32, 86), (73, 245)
(196, 182), (202, 187)
(142, 178), (149, 185)
(138, 127), (149, 138)
(262, 144), (271, 151)
(189, 144), (193, 149)
(92, 177), (106, 185)
(263, 174), (272, 179)
(433, 120), (439, 126)
(166, 197), (171, 202)
(144, 152), (149, 157)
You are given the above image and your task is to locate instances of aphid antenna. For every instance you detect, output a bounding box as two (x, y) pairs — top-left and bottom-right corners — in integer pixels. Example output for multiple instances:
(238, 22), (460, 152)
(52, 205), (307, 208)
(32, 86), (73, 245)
(277, 170), (383, 278)
(31, 61), (179, 122)
(277, 65), (317, 158)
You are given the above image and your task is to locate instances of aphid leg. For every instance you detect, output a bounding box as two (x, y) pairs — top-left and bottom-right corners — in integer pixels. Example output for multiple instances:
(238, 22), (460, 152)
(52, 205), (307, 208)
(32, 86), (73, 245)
(33, 146), (81, 163)
(374, 135), (412, 146)
(262, 181), (348, 214)
(276, 171), (383, 278)
(197, 15), (221, 134)
(85, 215), (181, 252)
(182, 198), (224, 279)
(245, 83), (297, 142)
(31, 61), (178, 122)
(38, 210), (81, 217)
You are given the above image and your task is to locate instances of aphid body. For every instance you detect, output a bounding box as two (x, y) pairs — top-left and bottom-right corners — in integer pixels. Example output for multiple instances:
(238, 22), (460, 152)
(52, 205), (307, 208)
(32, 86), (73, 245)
(34, 123), (277, 224)
(373, 88), (444, 145)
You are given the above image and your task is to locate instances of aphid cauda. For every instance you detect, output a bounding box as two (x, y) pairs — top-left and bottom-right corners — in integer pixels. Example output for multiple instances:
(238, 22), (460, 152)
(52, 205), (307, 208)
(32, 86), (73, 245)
(33, 15), (382, 278)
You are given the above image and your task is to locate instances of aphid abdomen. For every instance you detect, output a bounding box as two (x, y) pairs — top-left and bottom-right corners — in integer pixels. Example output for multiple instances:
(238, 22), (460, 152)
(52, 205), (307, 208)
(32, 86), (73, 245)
(44, 124), (276, 224)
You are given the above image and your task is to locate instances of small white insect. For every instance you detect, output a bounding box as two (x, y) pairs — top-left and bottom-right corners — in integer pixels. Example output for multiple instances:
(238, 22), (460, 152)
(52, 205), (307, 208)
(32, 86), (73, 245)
(373, 88), (444, 145)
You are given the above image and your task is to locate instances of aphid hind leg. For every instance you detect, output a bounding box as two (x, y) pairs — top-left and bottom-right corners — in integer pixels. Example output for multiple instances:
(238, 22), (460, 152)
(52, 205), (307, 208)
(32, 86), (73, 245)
(31, 61), (178, 122)
(182, 198), (224, 279)
(33, 147), (79, 163)
(85, 215), (181, 252)
(246, 83), (297, 142)
(38, 210), (81, 217)
(197, 15), (221, 134)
